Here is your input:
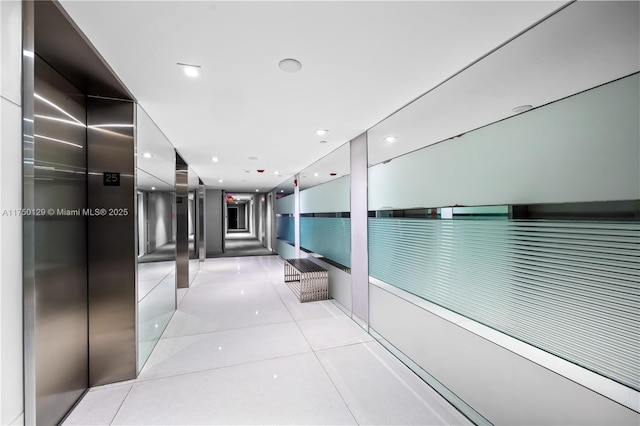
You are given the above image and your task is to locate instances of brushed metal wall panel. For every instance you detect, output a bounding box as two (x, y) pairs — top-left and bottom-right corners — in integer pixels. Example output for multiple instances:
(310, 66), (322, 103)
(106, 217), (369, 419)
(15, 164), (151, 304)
(176, 154), (189, 288)
(198, 180), (205, 262)
(23, 3), (36, 424)
(87, 96), (136, 386)
(32, 56), (89, 426)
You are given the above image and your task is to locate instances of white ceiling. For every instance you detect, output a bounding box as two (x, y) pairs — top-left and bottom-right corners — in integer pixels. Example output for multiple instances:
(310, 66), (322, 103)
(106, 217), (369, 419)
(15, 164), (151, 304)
(58, 0), (577, 192)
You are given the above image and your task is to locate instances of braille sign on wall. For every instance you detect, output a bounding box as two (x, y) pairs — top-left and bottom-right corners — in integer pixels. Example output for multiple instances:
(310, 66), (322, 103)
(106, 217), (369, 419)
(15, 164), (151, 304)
(103, 172), (120, 186)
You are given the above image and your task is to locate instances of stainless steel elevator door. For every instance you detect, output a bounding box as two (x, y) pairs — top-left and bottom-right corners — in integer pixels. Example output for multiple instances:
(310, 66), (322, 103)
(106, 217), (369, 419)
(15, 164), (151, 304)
(34, 56), (88, 426)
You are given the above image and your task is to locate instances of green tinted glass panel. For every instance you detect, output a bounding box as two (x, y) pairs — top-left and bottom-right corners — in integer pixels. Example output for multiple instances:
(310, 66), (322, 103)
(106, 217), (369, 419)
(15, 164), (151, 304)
(368, 217), (640, 391)
(301, 217), (351, 267)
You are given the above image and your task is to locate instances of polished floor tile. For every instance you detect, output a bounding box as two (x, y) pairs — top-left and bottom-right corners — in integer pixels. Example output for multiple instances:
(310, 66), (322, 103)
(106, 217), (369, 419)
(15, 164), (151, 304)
(317, 342), (472, 425)
(274, 282), (345, 321)
(138, 322), (311, 381)
(63, 383), (132, 425)
(113, 353), (357, 425)
(296, 315), (374, 351)
(66, 255), (468, 425)
(162, 279), (293, 338)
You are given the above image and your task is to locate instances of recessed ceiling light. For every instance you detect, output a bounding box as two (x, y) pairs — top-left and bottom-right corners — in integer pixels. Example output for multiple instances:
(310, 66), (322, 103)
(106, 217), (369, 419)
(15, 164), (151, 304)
(255, 189), (259, 192)
(178, 63), (202, 78)
(218, 179), (223, 183)
(151, 186), (156, 190)
(278, 58), (302, 73)
(248, 156), (258, 160)
(143, 152), (152, 158)
(314, 172), (319, 177)
(274, 171), (279, 175)
(211, 156), (219, 162)
(384, 136), (397, 143)
(316, 129), (328, 136)
(280, 190), (284, 193)
(512, 105), (533, 113)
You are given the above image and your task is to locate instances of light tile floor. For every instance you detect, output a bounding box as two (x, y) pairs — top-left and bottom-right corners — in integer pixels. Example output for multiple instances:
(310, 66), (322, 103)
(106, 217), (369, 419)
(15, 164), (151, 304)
(64, 255), (471, 425)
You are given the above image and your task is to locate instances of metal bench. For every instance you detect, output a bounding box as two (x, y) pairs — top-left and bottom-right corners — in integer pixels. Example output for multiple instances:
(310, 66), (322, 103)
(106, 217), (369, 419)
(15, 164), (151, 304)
(284, 258), (329, 302)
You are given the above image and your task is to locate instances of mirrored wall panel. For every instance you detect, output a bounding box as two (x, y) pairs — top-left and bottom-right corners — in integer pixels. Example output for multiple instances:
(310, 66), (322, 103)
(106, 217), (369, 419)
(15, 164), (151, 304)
(136, 106), (176, 371)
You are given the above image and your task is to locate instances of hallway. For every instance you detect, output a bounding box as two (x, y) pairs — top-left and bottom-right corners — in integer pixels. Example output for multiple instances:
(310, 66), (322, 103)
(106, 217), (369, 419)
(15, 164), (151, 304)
(63, 256), (470, 425)
(214, 232), (275, 258)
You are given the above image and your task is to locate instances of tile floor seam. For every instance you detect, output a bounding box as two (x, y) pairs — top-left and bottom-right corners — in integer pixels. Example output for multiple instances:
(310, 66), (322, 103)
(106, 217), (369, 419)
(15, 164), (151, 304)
(108, 383), (135, 425)
(269, 277), (361, 426)
(136, 349), (315, 385)
(160, 318), (297, 341)
(138, 267), (176, 303)
(159, 319), (299, 341)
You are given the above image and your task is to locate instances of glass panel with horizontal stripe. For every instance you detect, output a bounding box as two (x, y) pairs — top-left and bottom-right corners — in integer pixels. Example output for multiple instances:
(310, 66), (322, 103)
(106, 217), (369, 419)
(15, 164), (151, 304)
(368, 211), (640, 391)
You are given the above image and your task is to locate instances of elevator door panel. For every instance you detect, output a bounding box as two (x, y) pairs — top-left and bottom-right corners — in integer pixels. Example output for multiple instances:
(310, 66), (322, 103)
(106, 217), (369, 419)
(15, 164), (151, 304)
(34, 56), (88, 426)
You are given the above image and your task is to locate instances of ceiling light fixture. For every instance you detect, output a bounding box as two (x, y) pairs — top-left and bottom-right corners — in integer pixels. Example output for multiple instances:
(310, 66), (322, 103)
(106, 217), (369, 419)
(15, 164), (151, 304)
(314, 172), (319, 177)
(151, 187), (156, 190)
(255, 189), (259, 192)
(143, 152), (152, 158)
(218, 179), (223, 183)
(278, 58), (302, 73)
(211, 156), (219, 162)
(274, 171), (279, 175)
(384, 136), (397, 143)
(512, 105), (533, 113)
(280, 190), (284, 193)
(316, 129), (328, 136)
(178, 63), (202, 78)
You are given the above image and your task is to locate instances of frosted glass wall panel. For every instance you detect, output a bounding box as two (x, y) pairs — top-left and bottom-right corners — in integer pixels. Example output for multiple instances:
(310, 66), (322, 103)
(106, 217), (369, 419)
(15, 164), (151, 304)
(300, 175), (350, 214)
(276, 215), (294, 244)
(137, 265), (176, 369)
(301, 217), (351, 268)
(368, 74), (640, 210)
(276, 240), (295, 260)
(276, 193), (294, 214)
(368, 217), (640, 391)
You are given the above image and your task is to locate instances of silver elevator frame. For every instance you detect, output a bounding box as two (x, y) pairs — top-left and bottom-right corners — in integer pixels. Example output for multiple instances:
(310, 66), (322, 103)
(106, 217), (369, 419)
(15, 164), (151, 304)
(23, 2), (138, 424)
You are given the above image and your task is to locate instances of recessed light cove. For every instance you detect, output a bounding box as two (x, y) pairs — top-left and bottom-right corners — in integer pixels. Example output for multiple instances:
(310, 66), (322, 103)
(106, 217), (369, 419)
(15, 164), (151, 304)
(178, 63), (202, 78)
(279, 58), (303, 73)
(512, 105), (533, 114)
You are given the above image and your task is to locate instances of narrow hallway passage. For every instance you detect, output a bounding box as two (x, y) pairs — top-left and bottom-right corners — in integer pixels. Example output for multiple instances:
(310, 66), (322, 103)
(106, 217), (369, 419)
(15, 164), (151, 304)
(64, 256), (470, 425)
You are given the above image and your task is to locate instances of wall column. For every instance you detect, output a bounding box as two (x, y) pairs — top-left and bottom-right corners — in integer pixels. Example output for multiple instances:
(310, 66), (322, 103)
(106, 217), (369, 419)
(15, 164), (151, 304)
(350, 132), (369, 327)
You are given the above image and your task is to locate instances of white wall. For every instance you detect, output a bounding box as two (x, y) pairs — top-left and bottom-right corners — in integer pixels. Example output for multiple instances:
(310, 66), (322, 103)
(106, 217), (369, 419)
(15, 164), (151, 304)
(368, 74), (640, 210)
(365, 75), (640, 424)
(0, 1), (24, 424)
(300, 175), (350, 214)
(370, 284), (639, 425)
